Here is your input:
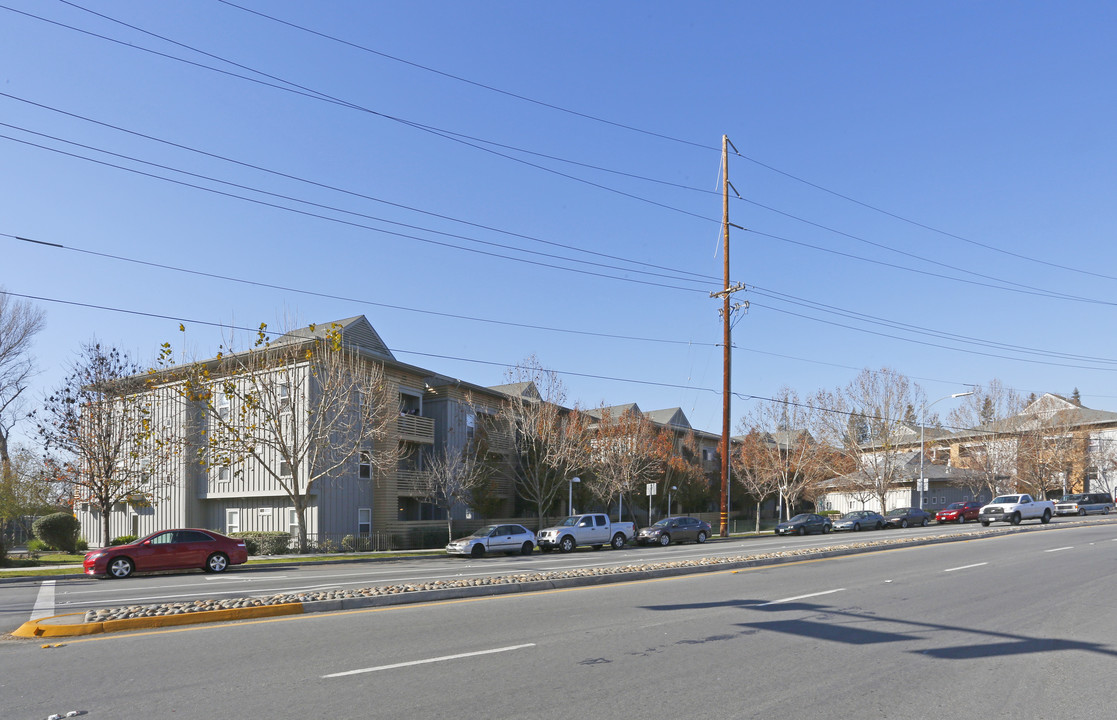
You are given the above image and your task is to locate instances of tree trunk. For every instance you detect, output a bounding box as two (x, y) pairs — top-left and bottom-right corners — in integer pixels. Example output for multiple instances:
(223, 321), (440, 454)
(101, 505), (111, 547)
(755, 501), (760, 534)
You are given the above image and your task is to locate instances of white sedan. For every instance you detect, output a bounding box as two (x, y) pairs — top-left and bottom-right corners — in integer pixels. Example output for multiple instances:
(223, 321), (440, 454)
(446, 524), (536, 558)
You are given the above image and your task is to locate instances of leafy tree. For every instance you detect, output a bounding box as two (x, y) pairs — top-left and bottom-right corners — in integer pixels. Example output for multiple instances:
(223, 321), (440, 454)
(38, 343), (178, 547)
(32, 511), (80, 553)
(157, 323), (396, 553)
(732, 429), (782, 533)
(583, 404), (662, 523)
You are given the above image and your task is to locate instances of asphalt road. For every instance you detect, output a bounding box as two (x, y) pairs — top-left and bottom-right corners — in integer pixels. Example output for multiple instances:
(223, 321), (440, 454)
(0, 516), (1080, 635)
(3, 519), (1116, 719)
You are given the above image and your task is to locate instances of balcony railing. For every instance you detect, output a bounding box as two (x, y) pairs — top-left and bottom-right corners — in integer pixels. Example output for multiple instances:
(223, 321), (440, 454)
(396, 414), (435, 443)
(396, 469), (427, 496)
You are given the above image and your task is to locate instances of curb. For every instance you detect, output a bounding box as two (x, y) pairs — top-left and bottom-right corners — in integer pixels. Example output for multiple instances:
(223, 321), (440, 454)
(8, 519), (1096, 639)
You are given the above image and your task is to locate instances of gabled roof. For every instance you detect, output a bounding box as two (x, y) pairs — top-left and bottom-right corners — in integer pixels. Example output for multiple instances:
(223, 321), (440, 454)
(586, 403), (642, 420)
(643, 407), (691, 430)
(955, 392), (1117, 439)
(273, 316), (395, 361)
(486, 381), (541, 401)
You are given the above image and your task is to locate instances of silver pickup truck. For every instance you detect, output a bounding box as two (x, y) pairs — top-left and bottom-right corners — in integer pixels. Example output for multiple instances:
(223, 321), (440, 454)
(537, 513), (635, 553)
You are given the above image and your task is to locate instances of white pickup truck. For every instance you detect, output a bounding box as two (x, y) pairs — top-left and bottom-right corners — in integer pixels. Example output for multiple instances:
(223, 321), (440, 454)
(979, 494), (1054, 526)
(537, 513), (636, 553)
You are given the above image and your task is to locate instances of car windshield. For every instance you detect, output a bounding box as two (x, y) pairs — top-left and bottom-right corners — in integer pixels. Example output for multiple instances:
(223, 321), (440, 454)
(991, 496), (1020, 504)
(1060, 494), (1087, 502)
(558, 516), (581, 526)
(839, 512), (860, 520)
(468, 525), (499, 537)
(946, 503), (965, 510)
(788, 514), (811, 522)
(885, 509), (909, 516)
(651, 519), (673, 528)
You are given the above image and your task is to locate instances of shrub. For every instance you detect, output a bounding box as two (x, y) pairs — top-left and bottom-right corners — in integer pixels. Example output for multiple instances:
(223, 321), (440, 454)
(33, 513), (81, 553)
(75, 539), (89, 552)
(110, 535), (138, 547)
(231, 531), (290, 556)
(27, 538), (50, 552)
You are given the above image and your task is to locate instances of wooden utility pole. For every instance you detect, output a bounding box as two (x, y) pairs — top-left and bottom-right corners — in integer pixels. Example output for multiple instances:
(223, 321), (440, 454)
(711, 135), (746, 537)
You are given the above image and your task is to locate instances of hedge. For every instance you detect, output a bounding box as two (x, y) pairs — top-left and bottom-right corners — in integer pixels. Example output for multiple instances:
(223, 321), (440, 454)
(230, 531), (291, 556)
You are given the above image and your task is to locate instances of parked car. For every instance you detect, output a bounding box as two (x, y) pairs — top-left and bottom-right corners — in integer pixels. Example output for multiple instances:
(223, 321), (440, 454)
(537, 513), (635, 552)
(83, 529), (249, 579)
(935, 501), (984, 524)
(1054, 492), (1114, 516)
(832, 510), (885, 532)
(883, 507), (931, 529)
(636, 516), (711, 546)
(979, 494), (1054, 526)
(775, 513), (832, 536)
(446, 524), (536, 558)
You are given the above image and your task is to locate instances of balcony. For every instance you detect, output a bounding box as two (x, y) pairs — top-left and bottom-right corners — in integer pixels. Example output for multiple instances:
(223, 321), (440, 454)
(396, 469), (427, 496)
(396, 414), (435, 443)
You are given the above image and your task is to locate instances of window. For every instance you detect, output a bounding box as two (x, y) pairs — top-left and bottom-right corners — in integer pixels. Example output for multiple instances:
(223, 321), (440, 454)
(216, 391), (230, 422)
(226, 509), (240, 534)
(359, 450), (373, 480)
(288, 509), (299, 537)
(280, 460), (292, 477)
(216, 464), (231, 485)
(358, 507), (372, 537)
(277, 383), (291, 414)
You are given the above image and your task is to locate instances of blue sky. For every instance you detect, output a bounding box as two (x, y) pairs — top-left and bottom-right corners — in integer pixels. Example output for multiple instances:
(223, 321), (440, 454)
(3, 0), (1117, 445)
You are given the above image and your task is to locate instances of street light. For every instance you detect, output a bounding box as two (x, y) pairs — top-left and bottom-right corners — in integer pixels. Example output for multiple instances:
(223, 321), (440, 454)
(668, 485), (678, 516)
(919, 391), (974, 509)
(568, 476), (580, 516)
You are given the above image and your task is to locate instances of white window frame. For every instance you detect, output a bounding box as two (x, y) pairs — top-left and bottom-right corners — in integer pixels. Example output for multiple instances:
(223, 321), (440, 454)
(226, 508), (241, 534)
(358, 507), (372, 537)
(359, 450), (373, 480)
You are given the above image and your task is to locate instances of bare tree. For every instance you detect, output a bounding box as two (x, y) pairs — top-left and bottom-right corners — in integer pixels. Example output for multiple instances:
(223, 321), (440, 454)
(497, 357), (586, 530)
(418, 440), (488, 543)
(738, 388), (834, 522)
(0, 291), (45, 496)
(653, 428), (707, 516)
(159, 323), (396, 552)
(732, 429), (782, 533)
(38, 343), (178, 546)
(1014, 411), (1080, 499)
(948, 379), (1024, 499)
(583, 405), (661, 523)
(816, 368), (925, 514)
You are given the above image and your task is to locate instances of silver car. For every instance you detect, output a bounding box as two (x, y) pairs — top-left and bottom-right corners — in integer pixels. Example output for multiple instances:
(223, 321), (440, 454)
(446, 524), (535, 558)
(832, 510), (885, 532)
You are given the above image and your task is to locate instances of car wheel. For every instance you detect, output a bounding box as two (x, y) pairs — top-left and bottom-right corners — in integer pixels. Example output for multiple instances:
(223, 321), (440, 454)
(875, 522), (883, 530)
(559, 536), (575, 553)
(204, 552), (229, 573)
(853, 523), (860, 532)
(520, 541), (534, 555)
(796, 526), (806, 536)
(696, 531), (707, 544)
(1078, 508), (1086, 516)
(1010, 512), (1021, 526)
(900, 519), (909, 529)
(1041, 509), (1052, 524)
(981, 520), (991, 527)
(921, 518), (928, 527)
(471, 543), (485, 558)
(822, 524), (830, 533)
(658, 533), (671, 546)
(611, 533), (626, 550)
(1105, 507), (1111, 515)
(957, 515), (965, 524)
(108, 557), (134, 579)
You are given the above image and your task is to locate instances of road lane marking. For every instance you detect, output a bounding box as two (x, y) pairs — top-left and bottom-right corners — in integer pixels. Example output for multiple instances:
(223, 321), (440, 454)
(322, 643), (536, 678)
(759, 588), (844, 606)
(31, 580), (56, 620)
(944, 562), (988, 572)
(1045, 546), (1074, 553)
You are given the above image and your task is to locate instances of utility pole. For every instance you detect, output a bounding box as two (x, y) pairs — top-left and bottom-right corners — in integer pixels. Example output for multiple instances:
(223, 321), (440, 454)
(711, 135), (746, 537)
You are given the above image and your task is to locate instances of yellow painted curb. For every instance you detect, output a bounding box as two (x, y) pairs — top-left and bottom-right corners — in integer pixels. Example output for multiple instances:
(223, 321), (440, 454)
(12, 603), (304, 638)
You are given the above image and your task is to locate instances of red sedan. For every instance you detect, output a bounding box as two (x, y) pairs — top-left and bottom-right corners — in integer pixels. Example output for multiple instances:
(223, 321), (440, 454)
(84, 529), (249, 579)
(935, 501), (984, 524)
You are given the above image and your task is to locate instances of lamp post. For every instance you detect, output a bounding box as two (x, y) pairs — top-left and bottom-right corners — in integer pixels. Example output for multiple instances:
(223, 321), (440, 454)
(919, 391), (974, 509)
(668, 485), (677, 516)
(568, 476), (580, 516)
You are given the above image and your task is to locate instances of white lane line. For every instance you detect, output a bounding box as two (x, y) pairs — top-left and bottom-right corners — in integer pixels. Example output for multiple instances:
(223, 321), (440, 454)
(944, 562), (988, 573)
(322, 643), (536, 678)
(1045, 546), (1074, 553)
(31, 580), (56, 620)
(759, 588), (844, 607)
